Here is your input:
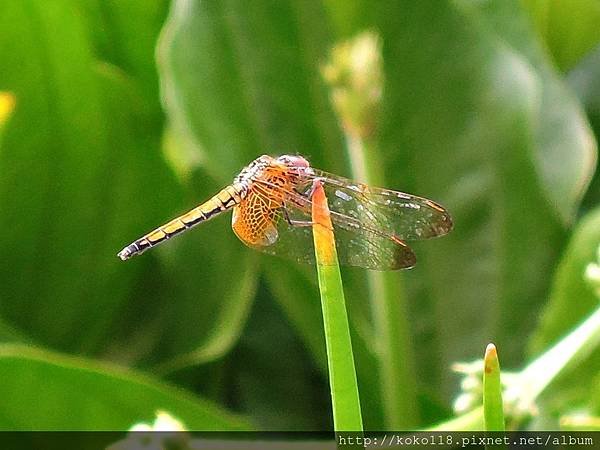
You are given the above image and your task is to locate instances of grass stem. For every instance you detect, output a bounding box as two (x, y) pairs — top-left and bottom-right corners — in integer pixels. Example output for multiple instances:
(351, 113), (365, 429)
(312, 180), (363, 432)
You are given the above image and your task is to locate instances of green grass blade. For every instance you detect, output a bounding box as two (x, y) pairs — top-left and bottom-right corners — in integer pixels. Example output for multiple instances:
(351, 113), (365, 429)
(322, 31), (418, 428)
(312, 181), (363, 432)
(483, 343), (505, 432)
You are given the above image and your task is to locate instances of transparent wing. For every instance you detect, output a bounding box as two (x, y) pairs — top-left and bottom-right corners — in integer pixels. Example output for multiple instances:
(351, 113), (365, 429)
(237, 179), (417, 270)
(305, 169), (453, 241)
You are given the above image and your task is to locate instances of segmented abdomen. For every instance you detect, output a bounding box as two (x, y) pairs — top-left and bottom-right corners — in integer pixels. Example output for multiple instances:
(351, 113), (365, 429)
(117, 183), (245, 260)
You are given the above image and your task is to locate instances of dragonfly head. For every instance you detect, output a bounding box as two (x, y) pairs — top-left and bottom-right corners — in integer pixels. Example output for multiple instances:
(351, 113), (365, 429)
(276, 154), (310, 169)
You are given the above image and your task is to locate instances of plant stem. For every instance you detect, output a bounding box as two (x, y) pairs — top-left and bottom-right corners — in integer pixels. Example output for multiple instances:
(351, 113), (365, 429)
(347, 134), (418, 428)
(312, 181), (363, 432)
(515, 304), (600, 409)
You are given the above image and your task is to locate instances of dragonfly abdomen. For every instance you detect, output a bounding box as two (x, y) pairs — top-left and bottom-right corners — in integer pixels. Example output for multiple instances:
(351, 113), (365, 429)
(117, 183), (246, 260)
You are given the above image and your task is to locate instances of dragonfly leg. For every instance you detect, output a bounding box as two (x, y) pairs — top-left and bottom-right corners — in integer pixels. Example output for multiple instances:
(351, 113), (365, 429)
(280, 178), (333, 229)
(282, 205), (313, 227)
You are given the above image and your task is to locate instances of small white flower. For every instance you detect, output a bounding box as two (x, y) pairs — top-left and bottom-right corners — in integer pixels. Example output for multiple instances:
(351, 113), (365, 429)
(108, 411), (189, 450)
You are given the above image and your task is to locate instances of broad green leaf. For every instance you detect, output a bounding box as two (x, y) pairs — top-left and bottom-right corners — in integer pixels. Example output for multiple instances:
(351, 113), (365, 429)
(157, 0), (345, 183)
(0, 344), (249, 430)
(0, 1), (180, 353)
(377, 0), (596, 396)
(521, 0), (600, 71)
(79, 0), (170, 103)
(153, 0), (346, 370)
(0, 0), (249, 373)
(458, 0), (596, 223)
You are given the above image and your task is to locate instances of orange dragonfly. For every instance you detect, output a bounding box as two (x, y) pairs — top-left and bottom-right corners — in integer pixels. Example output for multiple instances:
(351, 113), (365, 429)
(118, 155), (452, 270)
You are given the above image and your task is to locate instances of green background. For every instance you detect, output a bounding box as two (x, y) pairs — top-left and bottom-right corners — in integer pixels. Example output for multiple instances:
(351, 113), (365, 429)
(0, 0), (599, 431)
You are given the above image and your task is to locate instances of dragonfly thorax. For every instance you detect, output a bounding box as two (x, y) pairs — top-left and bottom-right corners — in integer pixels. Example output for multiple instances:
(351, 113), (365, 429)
(234, 155), (273, 184)
(234, 154), (311, 186)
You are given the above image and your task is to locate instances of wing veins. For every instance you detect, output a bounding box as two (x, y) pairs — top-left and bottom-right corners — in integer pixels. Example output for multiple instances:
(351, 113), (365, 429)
(251, 177), (406, 245)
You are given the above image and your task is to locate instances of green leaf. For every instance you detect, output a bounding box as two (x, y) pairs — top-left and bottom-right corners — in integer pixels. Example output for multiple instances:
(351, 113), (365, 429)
(378, 0), (596, 394)
(0, 0), (180, 354)
(157, 0), (345, 183)
(79, 0), (170, 103)
(0, 0), (253, 372)
(0, 344), (250, 430)
(157, 0), (383, 428)
(230, 286), (333, 430)
(456, 0), (597, 223)
(156, 0), (349, 371)
(521, 0), (600, 71)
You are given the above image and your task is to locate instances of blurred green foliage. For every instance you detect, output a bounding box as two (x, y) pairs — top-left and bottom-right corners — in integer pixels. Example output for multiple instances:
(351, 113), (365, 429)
(0, 0), (599, 432)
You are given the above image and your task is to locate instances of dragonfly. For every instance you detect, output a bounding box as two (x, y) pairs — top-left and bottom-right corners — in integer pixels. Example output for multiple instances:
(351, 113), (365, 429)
(117, 154), (452, 270)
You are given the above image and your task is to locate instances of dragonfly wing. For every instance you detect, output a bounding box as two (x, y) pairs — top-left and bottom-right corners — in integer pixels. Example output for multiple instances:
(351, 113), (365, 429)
(231, 194), (279, 247)
(319, 216), (417, 270)
(303, 169), (453, 241)
(232, 190), (314, 265)
(234, 186), (416, 270)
